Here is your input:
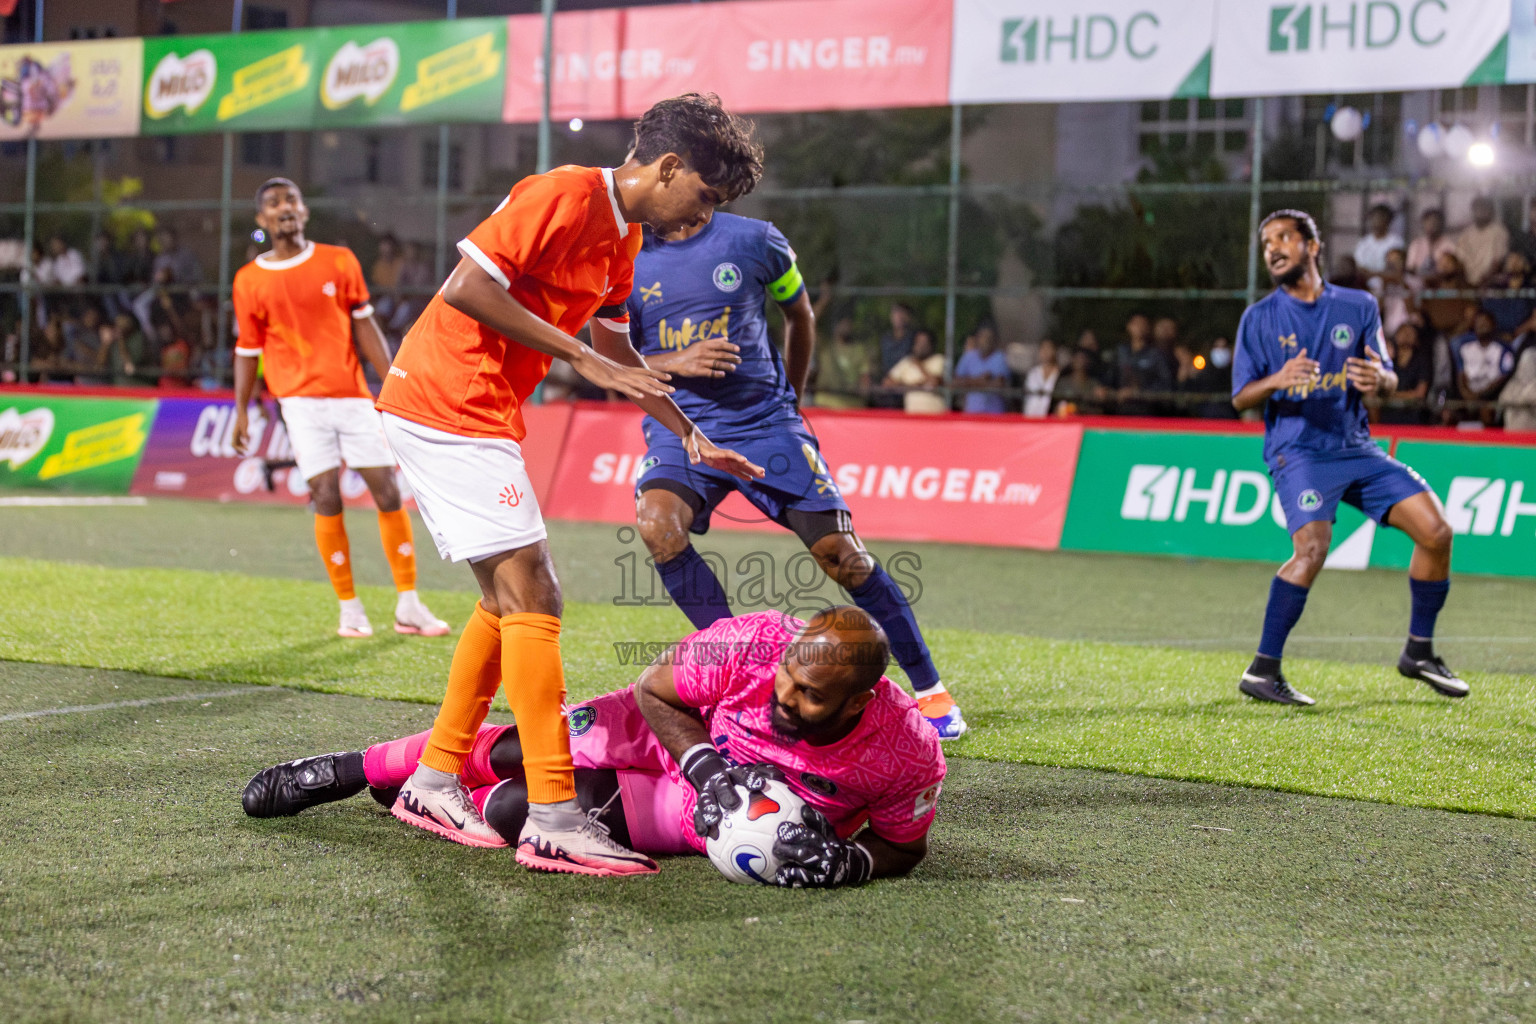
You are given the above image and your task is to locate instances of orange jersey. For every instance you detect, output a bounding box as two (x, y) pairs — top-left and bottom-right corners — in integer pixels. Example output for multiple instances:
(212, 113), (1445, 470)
(376, 166), (640, 441)
(233, 242), (373, 399)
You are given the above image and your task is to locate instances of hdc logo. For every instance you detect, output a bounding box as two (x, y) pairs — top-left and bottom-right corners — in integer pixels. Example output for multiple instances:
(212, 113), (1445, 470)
(1444, 477), (1536, 537)
(1000, 12), (1159, 64)
(1120, 465), (1286, 527)
(1268, 2), (1448, 54)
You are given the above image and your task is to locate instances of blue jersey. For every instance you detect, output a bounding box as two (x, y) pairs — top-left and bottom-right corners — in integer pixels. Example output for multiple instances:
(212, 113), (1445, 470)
(1233, 283), (1390, 468)
(626, 212), (806, 442)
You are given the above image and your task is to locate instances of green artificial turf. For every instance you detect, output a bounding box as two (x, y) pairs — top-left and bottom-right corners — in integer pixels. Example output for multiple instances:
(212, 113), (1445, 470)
(2, 663), (1534, 1023)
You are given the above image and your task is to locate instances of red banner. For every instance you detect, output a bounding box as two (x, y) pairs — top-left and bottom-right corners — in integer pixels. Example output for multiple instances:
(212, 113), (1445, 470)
(543, 405), (1083, 550)
(504, 0), (951, 123)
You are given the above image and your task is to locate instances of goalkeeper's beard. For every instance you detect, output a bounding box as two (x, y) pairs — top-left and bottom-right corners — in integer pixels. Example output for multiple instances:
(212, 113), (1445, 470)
(770, 695), (809, 742)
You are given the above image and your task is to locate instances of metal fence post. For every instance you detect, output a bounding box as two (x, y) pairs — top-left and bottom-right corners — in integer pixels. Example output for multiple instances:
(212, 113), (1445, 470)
(942, 103), (962, 408)
(17, 0), (44, 382)
(1246, 97), (1266, 306)
(434, 0), (459, 282)
(537, 0), (556, 173)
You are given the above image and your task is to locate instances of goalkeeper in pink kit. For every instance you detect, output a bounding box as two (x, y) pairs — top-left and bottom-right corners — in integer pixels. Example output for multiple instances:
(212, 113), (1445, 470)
(244, 607), (945, 887)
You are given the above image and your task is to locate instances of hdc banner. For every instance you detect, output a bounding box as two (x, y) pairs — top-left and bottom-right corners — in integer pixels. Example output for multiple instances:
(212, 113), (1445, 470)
(1210, 0), (1509, 97)
(503, 0), (951, 123)
(0, 393), (155, 493)
(0, 39), (142, 141)
(950, 0), (1217, 103)
(543, 405), (1082, 549)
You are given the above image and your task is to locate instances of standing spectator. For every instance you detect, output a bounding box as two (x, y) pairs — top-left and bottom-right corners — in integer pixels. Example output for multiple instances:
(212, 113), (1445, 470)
(1328, 253), (1368, 291)
(35, 235), (85, 287)
(121, 227), (154, 286)
(1369, 246), (1416, 337)
(953, 321), (1009, 413)
(1381, 322), (1433, 424)
(1053, 344), (1108, 415)
(370, 233), (405, 325)
(1353, 204), (1403, 274)
(1074, 328), (1111, 385)
(29, 316), (64, 381)
(1022, 337), (1060, 418)
(1511, 197), (1536, 269)
(1115, 313), (1173, 415)
(113, 312), (154, 385)
(812, 315), (873, 409)
(1419, 250), (1475, 338)
(1406, 208), (1456, 278)
(156, 321), (190, 386)
(878, 302), (917, 378)
(1452, 308), (1516, 423)
(152, 227), (203, 287)
(883, 328), (946, 414)
(1497, 344), (1536, 431)
(1152, 316), (1181, 378)
(388, 241), (433, 333)
(89, 231), (126, 287)
(1455, 196), (1508, 286)
(1186, 337), (1238, 419)
(1480, 251), (1536, 338)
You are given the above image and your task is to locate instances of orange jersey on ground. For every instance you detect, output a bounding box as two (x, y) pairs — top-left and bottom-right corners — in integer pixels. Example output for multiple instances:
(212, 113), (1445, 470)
(233, 241), (373, 399)
(376, 166), (640, 441)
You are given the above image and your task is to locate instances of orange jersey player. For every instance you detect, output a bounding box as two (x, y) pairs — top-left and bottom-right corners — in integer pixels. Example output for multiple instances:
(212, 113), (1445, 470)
(231, 178), (447, 641)
(374, 94), (766, 876)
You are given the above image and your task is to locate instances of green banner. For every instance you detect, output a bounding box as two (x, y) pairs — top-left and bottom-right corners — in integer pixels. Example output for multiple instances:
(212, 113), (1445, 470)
(1368, 440), (1536, 578)
(1060, 430), (1375, 565)
(141, 19), (506, 135)
(0, 395), (157, 493)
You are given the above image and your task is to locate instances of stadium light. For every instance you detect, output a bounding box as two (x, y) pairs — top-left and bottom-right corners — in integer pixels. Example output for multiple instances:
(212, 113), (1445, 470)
(568, 117), (584, 132)
(1468, 141), (1496, 167)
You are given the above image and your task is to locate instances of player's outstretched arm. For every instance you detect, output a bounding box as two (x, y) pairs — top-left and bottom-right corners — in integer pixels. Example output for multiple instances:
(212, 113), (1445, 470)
(441, 258), (674, 402)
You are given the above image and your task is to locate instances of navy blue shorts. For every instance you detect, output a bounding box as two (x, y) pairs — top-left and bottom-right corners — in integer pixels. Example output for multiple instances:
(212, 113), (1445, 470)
(635, 422), (850, 535)
(1272, 448), (1430, 534)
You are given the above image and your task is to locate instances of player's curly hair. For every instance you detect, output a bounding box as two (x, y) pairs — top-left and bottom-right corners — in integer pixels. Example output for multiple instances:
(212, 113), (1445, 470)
(631, 93), (763, 203)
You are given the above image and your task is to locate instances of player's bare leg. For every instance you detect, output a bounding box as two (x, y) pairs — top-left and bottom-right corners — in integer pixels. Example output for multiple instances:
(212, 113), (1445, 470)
(638, 487), (733, 629)
(1385, 492), (1466, 697)
(355, 465), (447, 637)
(1241, 521), (1329, 706)
(809, 530), (965, 739)
(306, 468), (373, 638)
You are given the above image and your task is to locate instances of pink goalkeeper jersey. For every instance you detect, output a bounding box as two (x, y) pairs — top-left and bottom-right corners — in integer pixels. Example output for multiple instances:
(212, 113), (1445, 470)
(670, 611), (946, 854)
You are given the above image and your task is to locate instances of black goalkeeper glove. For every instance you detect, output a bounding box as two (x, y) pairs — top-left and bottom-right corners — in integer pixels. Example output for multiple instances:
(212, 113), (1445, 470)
(680, 745), (774, 840)
(772, 805), (873, 889)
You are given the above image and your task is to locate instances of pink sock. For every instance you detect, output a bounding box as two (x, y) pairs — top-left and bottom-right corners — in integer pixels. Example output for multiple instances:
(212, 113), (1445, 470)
(463, 724), (513, 788)
(363, 730), (432, 788)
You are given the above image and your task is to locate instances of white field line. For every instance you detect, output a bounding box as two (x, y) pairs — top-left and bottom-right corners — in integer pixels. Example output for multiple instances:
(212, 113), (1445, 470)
(0, 496), (148, 507)
(1121, 635), (1531, 646)
(0, 686), (279, 723)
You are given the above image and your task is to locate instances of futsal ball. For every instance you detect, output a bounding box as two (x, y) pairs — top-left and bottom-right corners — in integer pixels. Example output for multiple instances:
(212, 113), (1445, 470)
(705, 778), (808, 886)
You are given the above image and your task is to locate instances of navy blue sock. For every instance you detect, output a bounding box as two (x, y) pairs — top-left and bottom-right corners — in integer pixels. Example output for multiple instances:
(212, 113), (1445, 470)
(1257, 576), (1310, 660)
(1408, 577), (1450, 642)
(655, 546), (732, 631)
(848, 566), (940, 691)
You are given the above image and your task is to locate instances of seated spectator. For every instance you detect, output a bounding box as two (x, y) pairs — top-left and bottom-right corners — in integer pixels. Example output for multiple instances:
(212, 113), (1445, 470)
(1003, 335), (1038, 383)
(1328, 254), (1368, 291)
(1368, 246), (1417, 337)
(1480, 251), (1536, 338)
(389, 242), (434, 333)
(1514, 197), (1536, 270)
(954, 321), (1009, 414)
(371, 233), (405, 324)
(1419, 250), (1475, 338)
(1022, 338), (1060, 418)
(1053, 345), (1109, 415)
(1452, 308), (1516, 424)
(812, 315), (873, 409)
(121, 227), (154, 287)
(1073, 328), (1111, 386)
(1497, 344), (1536, 431)
(156, 321), (191, 386)
(1115, 313), (1173, 415)
(1152, 316), (1181, 378)
(1186, 337), (1238, 419)
(30, 315), (65, 381)
(152, 226), (203, 288)
(1353, 203), (1403, 275)
(1381, 321), (1433, 424)
(113, 312), (154, 385)
(1407, 208), (1455, 278)
(884, 328), (946, 414)
(36, 234), (85, 288)
(1456, 196), (1509, 287)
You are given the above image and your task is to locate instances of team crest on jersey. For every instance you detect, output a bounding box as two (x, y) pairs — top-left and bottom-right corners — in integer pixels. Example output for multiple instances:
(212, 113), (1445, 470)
(912, 784), (940, 821)
(712, 262), (743, 293)
(322, 281), (337, 297)
(1298, 489), (1322, 510)
(799, 771), (838, 797)
(638, 455), (660, 475)
(568, 706), (596, 736)
(640, 281), (663, 304)
(1330, 324), (1354, 349)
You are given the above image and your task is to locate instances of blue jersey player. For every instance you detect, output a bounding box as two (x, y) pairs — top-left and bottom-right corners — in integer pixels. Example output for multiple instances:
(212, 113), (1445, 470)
(1231, 209), (1466, 705)
(589, 209), (966, 739)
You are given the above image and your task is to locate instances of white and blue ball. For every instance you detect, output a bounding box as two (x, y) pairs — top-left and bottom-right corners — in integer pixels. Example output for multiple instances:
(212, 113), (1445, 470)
(705, 778), (808, 886)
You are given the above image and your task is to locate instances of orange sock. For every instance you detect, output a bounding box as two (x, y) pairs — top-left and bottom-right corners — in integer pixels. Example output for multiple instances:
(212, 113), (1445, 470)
(313, 513), (355, 601)
(377, 509), (417, 592)
(500, 612), (576, 804)
(419, 602), (504, 775)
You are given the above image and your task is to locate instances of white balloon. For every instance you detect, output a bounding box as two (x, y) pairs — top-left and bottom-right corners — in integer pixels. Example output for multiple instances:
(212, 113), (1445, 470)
(1445, 124), (1474, 161)
(1330, 106), (1364, 142)
(1417, 123), (1444, 159)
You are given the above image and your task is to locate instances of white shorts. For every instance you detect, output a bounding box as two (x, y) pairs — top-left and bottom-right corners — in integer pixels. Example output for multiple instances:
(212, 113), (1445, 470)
(379, 412), (546, 563)
(278, 396), (395, 483)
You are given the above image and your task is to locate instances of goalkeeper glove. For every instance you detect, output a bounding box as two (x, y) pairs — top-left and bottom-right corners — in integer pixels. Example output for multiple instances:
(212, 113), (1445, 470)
(772, 805), (873, 889)
(679, 745), (772, 840)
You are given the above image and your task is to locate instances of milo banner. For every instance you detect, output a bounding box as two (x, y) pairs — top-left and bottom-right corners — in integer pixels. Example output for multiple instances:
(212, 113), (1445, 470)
(949, 0), (1216, 103)
(0, 393), (155, 493)
(1059, 429), (1380, 568)
(141, 19), (505, 135)
(0, 38), (142, 141)
(1210, 0), (1510, 97)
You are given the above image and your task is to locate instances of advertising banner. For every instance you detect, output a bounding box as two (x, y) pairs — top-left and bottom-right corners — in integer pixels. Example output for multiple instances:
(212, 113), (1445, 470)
(1366, 439), (1536, 577)
(950, 0), (1216, 103)
(543, 406), (1082, 549)
(143, 20), (506, 134)
(0, 393), (155, 493)
(1210, 0), (1509, 97)
(1505, 0), (1536, 82)
(0, 38), (142, 141)
(1059, 429), (1379, 566)
(503, 0), (950, 123)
